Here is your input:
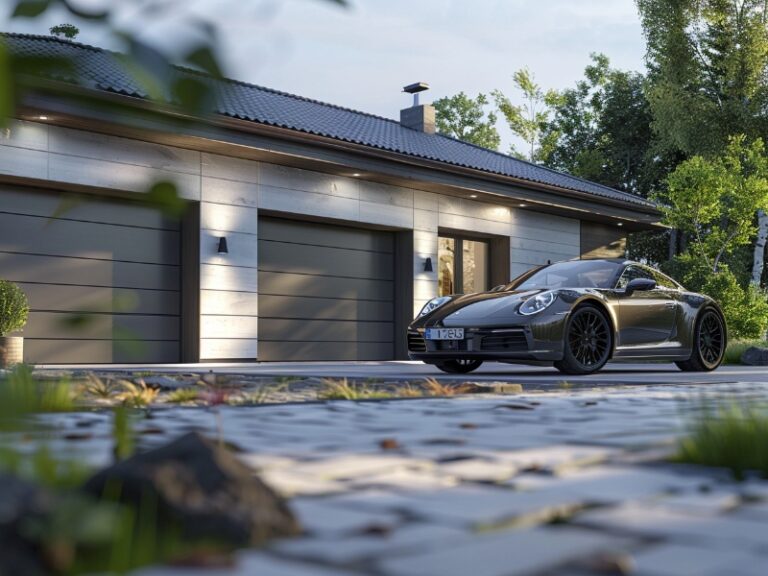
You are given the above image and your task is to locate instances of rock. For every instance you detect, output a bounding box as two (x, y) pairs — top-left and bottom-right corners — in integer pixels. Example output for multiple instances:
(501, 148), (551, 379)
(82, 432), (301, 547)
(0, 474), (53, 576)
(741, 346), (768, 366)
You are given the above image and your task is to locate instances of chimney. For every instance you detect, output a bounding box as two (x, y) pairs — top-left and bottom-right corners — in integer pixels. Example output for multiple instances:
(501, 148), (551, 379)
(400, 82), (435, 134)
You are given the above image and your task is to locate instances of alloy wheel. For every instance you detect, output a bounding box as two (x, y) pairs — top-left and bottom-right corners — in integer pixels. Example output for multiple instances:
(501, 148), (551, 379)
(567, 308), (611, 368)
(698, 310), (725, 369)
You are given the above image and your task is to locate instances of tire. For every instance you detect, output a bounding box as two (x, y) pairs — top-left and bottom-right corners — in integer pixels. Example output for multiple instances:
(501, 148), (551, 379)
(554, 304), (612, 375)
(676, 307), (726, 372)
(434, 359), (483, 374)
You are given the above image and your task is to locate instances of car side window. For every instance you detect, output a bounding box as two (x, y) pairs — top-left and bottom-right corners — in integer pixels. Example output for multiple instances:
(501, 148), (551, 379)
(616, 265), (654, 289)
(650, 269), (679, 290)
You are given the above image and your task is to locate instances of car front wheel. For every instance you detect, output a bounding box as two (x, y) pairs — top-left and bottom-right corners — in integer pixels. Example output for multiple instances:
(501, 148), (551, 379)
(434, 359), (483, 374)
(554, 304), (612, 375)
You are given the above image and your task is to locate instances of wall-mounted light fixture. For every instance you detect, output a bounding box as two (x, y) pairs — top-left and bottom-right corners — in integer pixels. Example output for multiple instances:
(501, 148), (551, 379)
(217, 237), (229, 254)
(424, 257), (433, 272)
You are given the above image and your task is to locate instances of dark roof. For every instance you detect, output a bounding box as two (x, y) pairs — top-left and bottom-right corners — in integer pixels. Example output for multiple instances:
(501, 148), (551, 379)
(3, 33), (654, 209)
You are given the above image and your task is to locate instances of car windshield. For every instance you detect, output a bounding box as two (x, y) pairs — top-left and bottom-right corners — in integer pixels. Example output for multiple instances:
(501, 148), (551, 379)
(507, 260), (621, 290)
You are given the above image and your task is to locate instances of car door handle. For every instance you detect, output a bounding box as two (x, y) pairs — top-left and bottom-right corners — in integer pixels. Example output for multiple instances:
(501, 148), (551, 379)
(664, 303), (677, 309)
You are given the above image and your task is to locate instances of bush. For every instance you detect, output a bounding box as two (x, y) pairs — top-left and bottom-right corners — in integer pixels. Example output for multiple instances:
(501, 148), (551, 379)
(662, 254), (768, 339)
(0, 280), (29, 336)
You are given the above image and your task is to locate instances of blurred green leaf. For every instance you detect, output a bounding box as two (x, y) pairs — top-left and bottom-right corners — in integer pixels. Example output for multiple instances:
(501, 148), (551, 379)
(12, 0), (51, 18)
(58, 0), (109, 20)
(172, 76), (213, 115)
(184, 44), (222, 78)
(144, 180), (187, 219)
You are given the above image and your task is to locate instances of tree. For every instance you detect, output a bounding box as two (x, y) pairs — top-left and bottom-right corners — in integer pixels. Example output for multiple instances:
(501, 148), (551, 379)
(538, 53), (670, 198)
(659, 135), (768, 272)
(49, 23), (80, 39)
(637, 0), (768, 283)
(492, 68), (559, 161)
(433, 92), (500, 150)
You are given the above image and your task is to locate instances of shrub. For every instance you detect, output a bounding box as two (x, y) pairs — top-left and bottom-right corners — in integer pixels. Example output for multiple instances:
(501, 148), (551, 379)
(0, 280), (29, 336)
(662, 254), (768, 339)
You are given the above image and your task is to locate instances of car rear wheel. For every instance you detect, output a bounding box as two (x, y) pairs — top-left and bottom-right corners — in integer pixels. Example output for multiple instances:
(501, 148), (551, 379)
(676, 308), (725, 372)
(555, 304), (612, 375)
(434, 359), (483, 374)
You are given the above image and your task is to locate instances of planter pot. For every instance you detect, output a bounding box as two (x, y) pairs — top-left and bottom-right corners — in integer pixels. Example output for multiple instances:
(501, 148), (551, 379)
(0, 336), (23, 368)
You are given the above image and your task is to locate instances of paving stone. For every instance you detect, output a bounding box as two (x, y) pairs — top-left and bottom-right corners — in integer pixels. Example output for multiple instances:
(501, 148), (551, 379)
(576, 503), (768, 550)
(436, 458), (517, 482)
(272, 522), (467, 564)
(383, 485), (588, 529)
(289, 498), (401, 534)
(630, 542), (768, 576)
(509, 466), (716, 503)
(258, 469), (347, 497)
(376, 526), (633, 576)
(489, 444), (618, 473)
(132, 551), (354, 575)
(290, 455), (433, 480)
(346, 467), (460, 490)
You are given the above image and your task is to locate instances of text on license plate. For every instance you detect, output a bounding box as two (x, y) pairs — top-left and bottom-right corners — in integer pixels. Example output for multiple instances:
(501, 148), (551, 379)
(425, 328), (464, 340)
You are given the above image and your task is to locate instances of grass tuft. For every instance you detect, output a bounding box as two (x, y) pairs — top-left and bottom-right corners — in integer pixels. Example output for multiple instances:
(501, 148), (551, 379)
(317, 378), (393, 400)
(115, 379), (160, 408)
(675, 403), (768, 480)
(422, 377), (476, 396)
(164, 388), (200, 404)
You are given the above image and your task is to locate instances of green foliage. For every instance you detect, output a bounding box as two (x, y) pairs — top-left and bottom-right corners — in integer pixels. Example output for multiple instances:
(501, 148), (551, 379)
(113, 406), (135, 461)
(676, 403), (768, 480)
(663, 252), (768, 338)
(540, 54), (662, 197)
(0, 279), (29, 336)
(49, 23), (80, 39)
(637, 0), (768, 157)
(433, 92), (501, 150)
(165, 387), (200, 404)
(724, 338), (768, 364)
(626, 229), (670, 267)
(493, 68), (560, 160)
(659, 135), (768, 270)
(0, 365), (74, 430)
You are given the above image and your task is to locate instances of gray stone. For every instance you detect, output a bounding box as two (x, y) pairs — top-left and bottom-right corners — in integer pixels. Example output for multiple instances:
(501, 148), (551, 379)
(133, 551), (354, 575)
(288, 498), (400, 534)
(83, 432), (301, 547)
(741, 346), (768, 366)
(377, 526), (632, 576)
(630, 542), (768, 576)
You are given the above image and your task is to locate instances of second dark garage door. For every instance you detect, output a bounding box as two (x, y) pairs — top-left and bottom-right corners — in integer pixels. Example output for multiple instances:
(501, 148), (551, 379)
(258, 217), (395, 361)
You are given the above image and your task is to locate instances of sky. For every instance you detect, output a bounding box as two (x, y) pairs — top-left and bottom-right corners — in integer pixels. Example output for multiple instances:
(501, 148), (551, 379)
(2, 0), (648, 151)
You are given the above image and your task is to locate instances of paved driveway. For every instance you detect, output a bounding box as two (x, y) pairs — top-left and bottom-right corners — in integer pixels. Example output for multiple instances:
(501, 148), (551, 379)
(39, 361), (768, 389)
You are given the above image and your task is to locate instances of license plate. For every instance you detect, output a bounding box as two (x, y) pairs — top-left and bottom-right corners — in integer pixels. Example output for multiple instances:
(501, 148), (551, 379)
(425, 328), (464, 340)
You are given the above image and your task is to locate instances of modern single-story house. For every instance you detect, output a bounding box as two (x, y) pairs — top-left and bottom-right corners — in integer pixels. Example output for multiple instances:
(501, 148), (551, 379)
(0, 33), (660, 364)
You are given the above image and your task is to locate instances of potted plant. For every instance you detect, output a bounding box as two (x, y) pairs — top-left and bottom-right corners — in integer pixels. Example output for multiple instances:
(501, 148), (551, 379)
(0, 280), (29, 368)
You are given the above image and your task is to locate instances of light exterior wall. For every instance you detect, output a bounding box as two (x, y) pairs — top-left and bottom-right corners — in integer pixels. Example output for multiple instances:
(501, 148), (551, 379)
(1, 120), (582, 361)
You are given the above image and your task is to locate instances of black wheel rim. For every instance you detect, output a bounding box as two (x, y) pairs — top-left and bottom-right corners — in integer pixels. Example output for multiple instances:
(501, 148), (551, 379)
(568, 309), (610, 368)
(698, 311), (724, 368)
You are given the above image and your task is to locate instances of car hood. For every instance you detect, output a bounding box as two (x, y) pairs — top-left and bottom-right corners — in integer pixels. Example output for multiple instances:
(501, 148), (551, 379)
(418, 288), (546, 327)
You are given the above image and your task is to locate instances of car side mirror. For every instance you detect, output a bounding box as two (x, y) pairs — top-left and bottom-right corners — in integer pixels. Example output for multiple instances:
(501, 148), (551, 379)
(625, 278), (657, 295)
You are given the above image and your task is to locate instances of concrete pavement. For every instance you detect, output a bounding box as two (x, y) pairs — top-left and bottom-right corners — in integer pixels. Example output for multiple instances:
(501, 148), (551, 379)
(37, 361), (768, 389)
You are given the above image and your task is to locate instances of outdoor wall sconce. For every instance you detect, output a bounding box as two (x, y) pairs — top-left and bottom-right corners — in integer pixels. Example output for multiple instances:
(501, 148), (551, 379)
(217, 237), (229, 254)
(423, 257), (433, 272)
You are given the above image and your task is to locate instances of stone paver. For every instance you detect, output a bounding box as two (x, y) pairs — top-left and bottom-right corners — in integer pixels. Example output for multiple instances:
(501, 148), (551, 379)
(7, 380), (768, 575)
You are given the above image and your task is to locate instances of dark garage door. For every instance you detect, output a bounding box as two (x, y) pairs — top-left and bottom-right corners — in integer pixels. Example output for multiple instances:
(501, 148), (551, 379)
(0, 187), (181, 363)
(258, 217), (395, 361)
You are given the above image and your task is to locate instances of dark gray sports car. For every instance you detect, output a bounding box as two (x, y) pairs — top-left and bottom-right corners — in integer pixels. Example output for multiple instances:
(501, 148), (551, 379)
(407, 259), (727, 375)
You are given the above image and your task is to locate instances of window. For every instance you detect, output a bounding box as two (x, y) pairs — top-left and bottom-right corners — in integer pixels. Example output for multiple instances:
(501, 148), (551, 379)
(438, 235), (490, 296)
(651, 269), (681, 290)
(616, 265), (655, 289)
(510, 260), (621, 290)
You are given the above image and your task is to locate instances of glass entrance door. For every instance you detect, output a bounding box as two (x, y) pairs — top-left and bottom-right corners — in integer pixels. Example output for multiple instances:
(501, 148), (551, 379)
(438, 235), (490, 297)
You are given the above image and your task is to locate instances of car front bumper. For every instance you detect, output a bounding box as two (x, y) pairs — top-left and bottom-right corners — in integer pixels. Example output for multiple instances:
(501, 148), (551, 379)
(406, 324), (565, 363)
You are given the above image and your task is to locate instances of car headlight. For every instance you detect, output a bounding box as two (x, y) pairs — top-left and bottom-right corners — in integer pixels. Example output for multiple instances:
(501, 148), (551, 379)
(519, 291), (556, 316)
(418, 296), (451, 317)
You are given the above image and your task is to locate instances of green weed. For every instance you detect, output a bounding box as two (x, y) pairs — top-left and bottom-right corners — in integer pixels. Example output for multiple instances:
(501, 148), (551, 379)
(164, 388), (200, 404)
(675, 403), (768, 480)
